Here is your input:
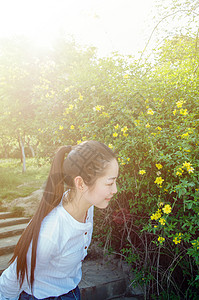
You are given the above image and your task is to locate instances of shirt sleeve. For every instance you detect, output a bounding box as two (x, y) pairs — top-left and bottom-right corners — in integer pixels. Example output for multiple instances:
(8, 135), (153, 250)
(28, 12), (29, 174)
(0, 259), (22, 299)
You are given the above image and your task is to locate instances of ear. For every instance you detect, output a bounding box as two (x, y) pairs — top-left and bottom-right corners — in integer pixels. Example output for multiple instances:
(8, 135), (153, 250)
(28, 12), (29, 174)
(74, 176), (86, 191)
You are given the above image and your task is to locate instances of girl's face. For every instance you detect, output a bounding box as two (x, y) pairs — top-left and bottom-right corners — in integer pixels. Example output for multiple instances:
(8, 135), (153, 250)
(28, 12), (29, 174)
(83, 159), (119, 209)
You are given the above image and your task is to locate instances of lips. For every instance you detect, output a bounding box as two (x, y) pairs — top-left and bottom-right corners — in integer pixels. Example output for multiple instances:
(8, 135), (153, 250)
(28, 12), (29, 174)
(105, 197), (112, 201)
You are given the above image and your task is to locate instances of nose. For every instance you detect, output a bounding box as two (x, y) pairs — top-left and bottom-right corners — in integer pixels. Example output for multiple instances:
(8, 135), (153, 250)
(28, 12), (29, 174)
(111, 182), (117, 195)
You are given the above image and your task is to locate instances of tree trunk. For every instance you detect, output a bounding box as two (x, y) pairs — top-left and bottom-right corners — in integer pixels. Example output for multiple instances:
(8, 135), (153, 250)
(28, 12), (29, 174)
(18, 134), (26, 173)
(29, 145), (35, 157)
(3, 144), (8, 158)
(26, 137), (35, 157)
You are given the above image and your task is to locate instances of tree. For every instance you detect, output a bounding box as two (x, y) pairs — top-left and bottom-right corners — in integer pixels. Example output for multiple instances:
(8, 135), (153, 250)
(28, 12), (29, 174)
(0, 37), (40, 171)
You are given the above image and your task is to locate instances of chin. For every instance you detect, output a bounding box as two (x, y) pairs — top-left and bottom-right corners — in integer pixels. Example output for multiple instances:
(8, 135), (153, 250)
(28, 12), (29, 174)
(96, 202), (109, 209)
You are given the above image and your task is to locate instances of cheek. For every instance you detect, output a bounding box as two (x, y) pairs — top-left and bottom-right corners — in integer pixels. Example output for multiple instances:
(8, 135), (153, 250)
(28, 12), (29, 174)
(89, 185), (108, 200)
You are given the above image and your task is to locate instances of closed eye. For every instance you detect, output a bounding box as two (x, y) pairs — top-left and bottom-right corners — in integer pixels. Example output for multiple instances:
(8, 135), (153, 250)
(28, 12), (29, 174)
(107, 183), (114, 186)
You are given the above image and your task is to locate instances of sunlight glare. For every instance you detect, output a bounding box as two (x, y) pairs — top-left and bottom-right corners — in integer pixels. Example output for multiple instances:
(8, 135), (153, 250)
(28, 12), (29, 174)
(0, 0), (155, 56)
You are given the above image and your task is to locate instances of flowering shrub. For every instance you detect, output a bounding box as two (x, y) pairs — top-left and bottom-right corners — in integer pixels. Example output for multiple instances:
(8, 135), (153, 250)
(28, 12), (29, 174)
(54, 36), (199, 298)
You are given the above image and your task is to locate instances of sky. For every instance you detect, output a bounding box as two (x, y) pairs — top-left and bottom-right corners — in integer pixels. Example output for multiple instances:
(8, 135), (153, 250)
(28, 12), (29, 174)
(0, 0), (156, 57)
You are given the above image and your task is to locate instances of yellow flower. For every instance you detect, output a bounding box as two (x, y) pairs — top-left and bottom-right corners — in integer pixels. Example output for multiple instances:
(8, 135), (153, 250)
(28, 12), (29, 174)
(151, 209), (162, 220)
(173, 237), (181, 244)
(78, 92), (83, 100)
(156, 127), (162, 131)
(173, 109), (177, 115)
(176, 100), (185, 108)
(108, 144), (113, 149)
(113, 132), (118, 137)
(156, 163), (163, 170)
(121, 126), (128, 133)
(100, 112), (110, 118)
(191, 239), (199, 250)
(173, 233), (183, 245)
(145, 123), (150, 128)
(114, 124), (119, 129)
(139, 170), (146, 175)
(77, 140), (82, 144)
(123, 74), (129, 79)
(64, 108), (70, 115)
(180, 109), (188, 116)
(69, 104), (74, 110)
(59, 125), (64, 131)
(95, 105), (104, 111)
(158, 202), (164, 207)
(159, 218), (166, 225)
(134, 120), (141, 126)
(182, 161), (191, 169)
(70, 125), (75, 130)
(150, 214), (157, 220)
(181, 132), (189, 139)
(147, 108), (154, 115)
(64, 87), (70, 93)
(158, 236), (165, 244)
(123, 133), (129, 137)
(154, 177), (164, 186)
(162, 204), (172, 214)
(176, 168), (184, 176)
(187, 167), (194, 173)
(118, 158), (125, 165)
(182, 161), (194, 173)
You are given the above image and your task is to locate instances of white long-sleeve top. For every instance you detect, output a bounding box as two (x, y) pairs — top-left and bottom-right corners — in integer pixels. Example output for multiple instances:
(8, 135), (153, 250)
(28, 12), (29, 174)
(0, 198), (94, 299)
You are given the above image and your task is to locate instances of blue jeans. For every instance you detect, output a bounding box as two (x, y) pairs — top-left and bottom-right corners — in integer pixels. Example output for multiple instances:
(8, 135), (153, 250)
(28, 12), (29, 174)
(19, 286), (81, 300)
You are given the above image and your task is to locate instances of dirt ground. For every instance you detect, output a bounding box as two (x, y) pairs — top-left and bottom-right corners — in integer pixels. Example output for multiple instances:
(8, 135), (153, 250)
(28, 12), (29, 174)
(2, 188), (44, 217)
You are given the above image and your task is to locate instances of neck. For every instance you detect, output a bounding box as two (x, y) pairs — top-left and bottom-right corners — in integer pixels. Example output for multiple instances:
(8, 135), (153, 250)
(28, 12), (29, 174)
(63, 191), (91, 223)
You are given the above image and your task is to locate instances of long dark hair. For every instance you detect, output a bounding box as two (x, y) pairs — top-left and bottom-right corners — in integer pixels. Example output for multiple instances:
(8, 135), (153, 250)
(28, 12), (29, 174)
(10, 140), (116, 291)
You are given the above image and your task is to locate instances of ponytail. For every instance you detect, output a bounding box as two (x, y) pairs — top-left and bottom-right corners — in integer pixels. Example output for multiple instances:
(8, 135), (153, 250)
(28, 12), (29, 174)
(9, 145), (72, 290)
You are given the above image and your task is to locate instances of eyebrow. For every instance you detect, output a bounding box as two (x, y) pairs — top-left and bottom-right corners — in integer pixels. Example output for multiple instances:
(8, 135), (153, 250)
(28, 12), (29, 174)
(107, 177), (117, 180)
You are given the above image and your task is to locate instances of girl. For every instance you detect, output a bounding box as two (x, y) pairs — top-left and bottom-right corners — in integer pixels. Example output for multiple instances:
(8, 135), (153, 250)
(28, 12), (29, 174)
(0, 140), (119, 300)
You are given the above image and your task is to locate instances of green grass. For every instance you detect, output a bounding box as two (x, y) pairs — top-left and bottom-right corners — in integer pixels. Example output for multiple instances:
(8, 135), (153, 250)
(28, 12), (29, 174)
(0, 158), (50, 209)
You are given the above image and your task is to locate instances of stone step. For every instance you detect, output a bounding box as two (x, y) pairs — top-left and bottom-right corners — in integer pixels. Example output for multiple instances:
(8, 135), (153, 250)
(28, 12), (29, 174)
(0, 223), (27, 239)
(0, 212), (15, 219)
(80, 278), (127, 300)
(0, 235), (21, 256)
(79, 258), (144, 300)
(79, 259), (133, 300)
(0, 217), (30, 228)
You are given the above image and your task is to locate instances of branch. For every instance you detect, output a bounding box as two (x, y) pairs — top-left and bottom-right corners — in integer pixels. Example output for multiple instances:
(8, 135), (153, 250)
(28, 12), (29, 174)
(138, 8), (199, 65)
